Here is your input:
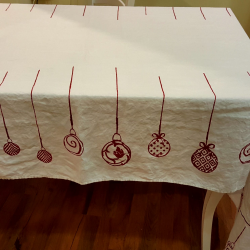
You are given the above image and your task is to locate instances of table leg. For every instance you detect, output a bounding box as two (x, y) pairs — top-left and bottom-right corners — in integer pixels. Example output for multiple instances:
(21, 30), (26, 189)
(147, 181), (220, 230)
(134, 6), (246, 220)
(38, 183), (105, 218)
(227, 188), (243, 211)
(201, 190), (224, 250)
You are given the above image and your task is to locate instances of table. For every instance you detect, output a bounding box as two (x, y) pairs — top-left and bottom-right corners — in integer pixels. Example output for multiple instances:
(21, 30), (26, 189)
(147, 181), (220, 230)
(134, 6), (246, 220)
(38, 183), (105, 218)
(0, 4), (250, 194)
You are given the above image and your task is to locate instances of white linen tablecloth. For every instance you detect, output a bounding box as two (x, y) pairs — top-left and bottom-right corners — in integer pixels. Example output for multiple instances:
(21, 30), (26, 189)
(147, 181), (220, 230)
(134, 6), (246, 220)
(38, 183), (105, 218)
(0, 4), (250, 193)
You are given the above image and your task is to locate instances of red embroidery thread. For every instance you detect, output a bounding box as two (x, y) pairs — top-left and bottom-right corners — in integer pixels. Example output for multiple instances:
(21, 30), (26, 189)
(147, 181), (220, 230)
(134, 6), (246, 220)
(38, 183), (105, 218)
(239, 144), (250, 164)
(238, 189), (244, 212)
(172, 7), (177, 20)
(239, 72), (250, 163)
(5, 3), (11, 11)
(240, 209), (250, 226)
(226, 8), (231, 17)
(30, 4), (35, 12)
(0, 72), (20, 156)
(225, 208), (250, 249)
(148, 77), (170, 157)
(83, 5), (86, 16)
(191, 74), (218, 173)
(117, 6), (119, 20)
(31, 70), (52, 163)
(101, 68), (131, 166)
(225, 227), (246, 250)
(0, 72), (8, 87)
(145, 6), (147, 15)
(50, 5), (57, 18)
(0, 105), (20, 156)
(200, 7), (206, 20)
(63, 67), (84, 156)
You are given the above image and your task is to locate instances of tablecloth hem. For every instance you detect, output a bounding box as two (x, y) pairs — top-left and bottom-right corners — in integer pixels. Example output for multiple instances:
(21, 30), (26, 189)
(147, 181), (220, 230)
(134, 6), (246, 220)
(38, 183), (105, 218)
(0, 174), (244, 193)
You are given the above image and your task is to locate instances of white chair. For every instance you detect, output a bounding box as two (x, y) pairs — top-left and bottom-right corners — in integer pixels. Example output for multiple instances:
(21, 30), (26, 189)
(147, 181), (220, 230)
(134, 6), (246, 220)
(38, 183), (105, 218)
(202, 188), (244, 250)
(92, 0), (135, 6)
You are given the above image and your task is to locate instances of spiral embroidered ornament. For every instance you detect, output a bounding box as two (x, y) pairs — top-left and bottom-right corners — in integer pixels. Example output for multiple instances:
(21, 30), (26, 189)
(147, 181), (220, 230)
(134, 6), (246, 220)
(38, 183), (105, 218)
(148, 76), (170, 157)
(63, 67), (84, 156)
(64, 129), (83, 156)
(239, 143), (250, 164)
(101, 68), (131, 166)
(191, 73), (218, 173)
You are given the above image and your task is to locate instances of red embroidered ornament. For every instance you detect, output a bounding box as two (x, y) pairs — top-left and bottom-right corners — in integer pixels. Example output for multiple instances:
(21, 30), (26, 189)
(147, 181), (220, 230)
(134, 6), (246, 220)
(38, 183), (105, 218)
(148, 77), (170, 157)
(64, 129), (83, 156)
(191, 142), (218, 173)
(101, 68), (131, 166)
(63, 67), (83, 156)
(191, 74), (218, 173)
(31, 70), (52, 163)
(3, 139), (20, 156)
(102, 133), (131, 166)
(0, 73), (20, 156)
(239, 143), (250, 164)
(148, 133), (170, 157)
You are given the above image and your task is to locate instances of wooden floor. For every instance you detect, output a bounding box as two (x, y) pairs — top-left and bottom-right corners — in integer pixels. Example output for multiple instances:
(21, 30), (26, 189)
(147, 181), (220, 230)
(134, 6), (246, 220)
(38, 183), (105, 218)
(0, 178), (236, 250)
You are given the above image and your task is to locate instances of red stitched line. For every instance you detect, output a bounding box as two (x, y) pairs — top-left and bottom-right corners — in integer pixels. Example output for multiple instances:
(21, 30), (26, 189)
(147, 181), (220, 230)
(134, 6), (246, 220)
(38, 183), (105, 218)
(50, 5), (57, 18)
(226, 8), (231, 16)
(115, 67), (119, 134)
(145, 6), (147, 15)
(203, 73), (216, 145)
(247, 71), (250, 76)
(30, 4), (35, 12)
(200, 7), (206, 20)
(238, 189), (244, 212)
(158, 76), (165, 135)
(31, 70), (43, 148)
(5, 3), (11, 11)
(0, 72), (8, 87)
(234, 226), (246, 244)
(240, 209), (250, 226)
(83, 5), (86, 16)
(117, 6), (119, 20)
(68, 67), (74, 129)
(0, 105), (10, 139)
(172, 7), (177, 20)
(0, 72), (9, 138)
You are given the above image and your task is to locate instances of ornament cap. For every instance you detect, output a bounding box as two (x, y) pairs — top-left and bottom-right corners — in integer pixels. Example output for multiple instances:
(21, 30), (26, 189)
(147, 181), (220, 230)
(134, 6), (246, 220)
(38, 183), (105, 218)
(112, 133), (122, 141)
(152, 133), (165, 139)
(70, 128), (76, 135)
(199, 142), (215, 149)
(7, 138), (12, 143)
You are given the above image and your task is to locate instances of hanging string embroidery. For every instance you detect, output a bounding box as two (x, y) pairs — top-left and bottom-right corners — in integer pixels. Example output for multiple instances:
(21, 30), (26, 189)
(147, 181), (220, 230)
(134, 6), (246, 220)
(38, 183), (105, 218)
(191, 73), (218, 173)
(148, 76), (170, 157)
(239, 72), (250, 164)
(0, 72), (20, 156)
(101, 68), (131, 166)
(63, 67), (84, 156)
(31, 70), (52, 163)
